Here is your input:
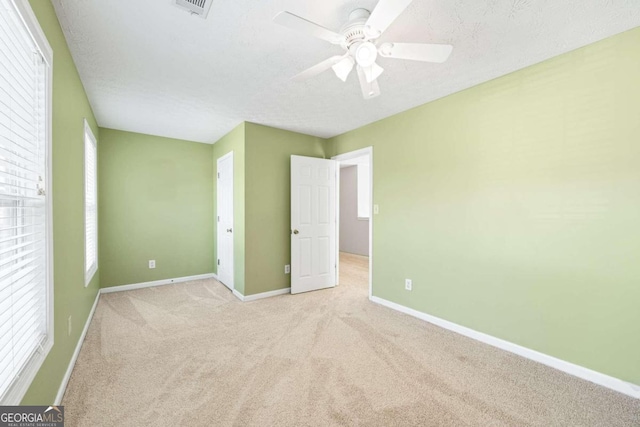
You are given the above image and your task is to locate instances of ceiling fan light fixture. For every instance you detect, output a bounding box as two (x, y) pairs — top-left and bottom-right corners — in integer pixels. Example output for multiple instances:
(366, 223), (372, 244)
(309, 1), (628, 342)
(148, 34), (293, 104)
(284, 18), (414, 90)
(364, 62), (384, 83)
(355, 42), (378, 67)
(332, 56), (355, 82)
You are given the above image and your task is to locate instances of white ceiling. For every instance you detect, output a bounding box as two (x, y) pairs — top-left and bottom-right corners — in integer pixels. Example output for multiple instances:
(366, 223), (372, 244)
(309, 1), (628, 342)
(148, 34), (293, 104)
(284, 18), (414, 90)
(52, 0), (640, 144)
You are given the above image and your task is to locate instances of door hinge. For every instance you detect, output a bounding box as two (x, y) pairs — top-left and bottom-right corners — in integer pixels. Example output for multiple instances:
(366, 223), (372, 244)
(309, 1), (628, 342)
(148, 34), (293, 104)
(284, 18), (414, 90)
(217, 172), (220, 179)
(217, 259), (220, 266)
(217, 216), (220, 222)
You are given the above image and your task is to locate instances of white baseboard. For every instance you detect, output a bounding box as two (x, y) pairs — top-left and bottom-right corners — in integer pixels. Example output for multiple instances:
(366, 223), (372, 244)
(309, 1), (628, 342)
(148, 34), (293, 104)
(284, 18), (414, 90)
(55, 290), (101, 405)
(233, 287), (291, 302)
(100, 273), (216, 294)
(370, 296), (640, 399)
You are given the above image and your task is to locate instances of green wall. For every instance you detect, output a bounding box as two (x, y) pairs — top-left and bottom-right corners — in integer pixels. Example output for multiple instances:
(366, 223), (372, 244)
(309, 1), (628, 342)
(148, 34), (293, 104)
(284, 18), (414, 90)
(212, 123), (246, 294)
(98, 128), (214, 288)
(244, 123), (326, 296)
(327, 28), (640, 384)
(22, 0), (100, 404)
(211, 122), (326, 296)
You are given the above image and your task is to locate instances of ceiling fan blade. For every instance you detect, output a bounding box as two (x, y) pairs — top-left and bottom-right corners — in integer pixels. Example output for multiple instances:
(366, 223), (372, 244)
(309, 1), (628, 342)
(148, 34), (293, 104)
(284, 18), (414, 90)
(379, 42), (453, 63)
(332, 56), (355, 82)
(292, 55), (347, 82)
(274, 11), (345, 45)
(365, 0), (413, 38)
(363, 62), (384, 83)
(357, 66), (381, 100)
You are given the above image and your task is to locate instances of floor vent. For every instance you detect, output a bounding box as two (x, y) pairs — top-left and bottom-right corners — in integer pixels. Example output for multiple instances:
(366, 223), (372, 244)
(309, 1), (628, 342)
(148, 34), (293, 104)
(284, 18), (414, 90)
(174, 0), (213, 19)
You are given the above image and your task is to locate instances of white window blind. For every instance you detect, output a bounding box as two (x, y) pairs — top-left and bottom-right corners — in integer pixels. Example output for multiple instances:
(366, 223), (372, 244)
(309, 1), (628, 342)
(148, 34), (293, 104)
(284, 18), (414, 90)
(84, 121), (97, 284)
(0, 0), (52, 404)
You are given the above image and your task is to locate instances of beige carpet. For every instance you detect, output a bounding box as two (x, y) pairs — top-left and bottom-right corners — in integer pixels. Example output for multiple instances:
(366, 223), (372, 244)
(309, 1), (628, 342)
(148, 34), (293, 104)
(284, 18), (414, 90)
(63, 252), (639, 426)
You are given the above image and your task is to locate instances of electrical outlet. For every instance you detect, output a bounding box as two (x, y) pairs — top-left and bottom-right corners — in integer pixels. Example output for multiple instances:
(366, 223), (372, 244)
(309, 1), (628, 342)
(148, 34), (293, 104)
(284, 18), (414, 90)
(373, 204), (379, 215)
(405, 279), (412, 291)
(149, 260), (156, 269)
(67, 315), (72, 336)
(285, 264), (291, 274)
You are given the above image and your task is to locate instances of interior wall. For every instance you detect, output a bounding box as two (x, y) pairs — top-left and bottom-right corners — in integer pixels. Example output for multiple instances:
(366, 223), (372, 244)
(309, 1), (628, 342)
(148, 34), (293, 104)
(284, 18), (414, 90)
(244, 123), (326, 296)
(212, 123), (246, 295)
(98, 128), (214, 288)
(22, 0), (100, 404)
(326, 27), (640, 385)
(340, 166), (369, 256)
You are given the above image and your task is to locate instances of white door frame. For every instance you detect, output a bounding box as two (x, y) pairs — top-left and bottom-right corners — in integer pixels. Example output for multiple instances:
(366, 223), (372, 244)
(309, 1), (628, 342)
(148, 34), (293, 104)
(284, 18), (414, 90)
(217, 151), (234, 290)
(332, 147), (373, 299)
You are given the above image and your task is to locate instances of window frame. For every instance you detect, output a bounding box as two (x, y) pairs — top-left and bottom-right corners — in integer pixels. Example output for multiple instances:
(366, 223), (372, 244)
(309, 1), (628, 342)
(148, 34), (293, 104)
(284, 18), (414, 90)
(83, 119), (97, 286)
(0, 0), (54, 405)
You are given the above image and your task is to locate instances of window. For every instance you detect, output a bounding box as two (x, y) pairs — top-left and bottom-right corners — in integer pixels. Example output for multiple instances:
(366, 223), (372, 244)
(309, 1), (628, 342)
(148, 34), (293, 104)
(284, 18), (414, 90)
(0, 0), (53, 404)
(356, 162), (370, 219)
(84, 121), (97, 285)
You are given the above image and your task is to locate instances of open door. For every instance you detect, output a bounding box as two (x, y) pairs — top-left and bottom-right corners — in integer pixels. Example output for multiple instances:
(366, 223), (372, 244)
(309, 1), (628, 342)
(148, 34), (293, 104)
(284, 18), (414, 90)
(217, 152), (234, 290)
(291, 155), (337, 294)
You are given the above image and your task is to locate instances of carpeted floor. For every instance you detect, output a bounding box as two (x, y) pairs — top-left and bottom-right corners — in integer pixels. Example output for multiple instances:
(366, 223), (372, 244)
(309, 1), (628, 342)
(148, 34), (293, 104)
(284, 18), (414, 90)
(62, 252), (639, 426)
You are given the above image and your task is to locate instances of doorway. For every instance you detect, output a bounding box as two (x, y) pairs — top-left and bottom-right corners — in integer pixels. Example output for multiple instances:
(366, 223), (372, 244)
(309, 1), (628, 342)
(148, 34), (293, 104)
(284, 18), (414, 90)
(333, 147), (373, 299)
(217, 151), (234, 290)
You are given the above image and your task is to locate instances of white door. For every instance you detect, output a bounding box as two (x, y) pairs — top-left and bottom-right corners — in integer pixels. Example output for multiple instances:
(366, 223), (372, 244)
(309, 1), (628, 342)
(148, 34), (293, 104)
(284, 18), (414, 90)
(291, 155), (337, 294)
(217, 152), (234, 290)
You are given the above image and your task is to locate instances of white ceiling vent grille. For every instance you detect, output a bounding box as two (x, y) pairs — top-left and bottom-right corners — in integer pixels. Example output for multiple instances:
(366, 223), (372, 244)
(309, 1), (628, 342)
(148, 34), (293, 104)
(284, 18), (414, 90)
(174, 0), (213, 19)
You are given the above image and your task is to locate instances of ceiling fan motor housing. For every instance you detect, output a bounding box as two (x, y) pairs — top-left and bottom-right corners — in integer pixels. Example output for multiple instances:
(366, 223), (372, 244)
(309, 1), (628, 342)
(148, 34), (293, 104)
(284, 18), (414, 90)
(340, 8), (371, 49)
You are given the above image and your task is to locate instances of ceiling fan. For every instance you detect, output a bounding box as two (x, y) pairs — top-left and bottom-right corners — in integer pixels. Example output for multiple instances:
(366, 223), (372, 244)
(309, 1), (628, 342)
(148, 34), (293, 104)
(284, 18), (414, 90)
(273, 0), (453, 100)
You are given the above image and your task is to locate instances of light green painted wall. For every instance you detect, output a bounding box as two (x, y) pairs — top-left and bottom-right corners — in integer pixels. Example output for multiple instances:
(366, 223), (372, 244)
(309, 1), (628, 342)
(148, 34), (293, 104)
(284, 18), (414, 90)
(244, 123), (326, 296)
(98, 128), (214, 288)
(22, 0), (100, 404)
(327, 28), (640, 384)
(212, 123), (246, 294)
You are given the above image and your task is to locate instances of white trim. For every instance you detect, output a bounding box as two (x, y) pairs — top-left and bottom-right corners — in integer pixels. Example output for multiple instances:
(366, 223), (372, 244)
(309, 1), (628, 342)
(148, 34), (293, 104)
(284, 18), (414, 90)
(233, 288), (291, 302)
(217, 150), (234, 163)
(55, 291), (100, 405)
(83, 119), (98, 287)
(11, 0), (53, 64)
(100, 273), (217, 294)
(370, 296), (640, 399)
(332, 147), (374, 299)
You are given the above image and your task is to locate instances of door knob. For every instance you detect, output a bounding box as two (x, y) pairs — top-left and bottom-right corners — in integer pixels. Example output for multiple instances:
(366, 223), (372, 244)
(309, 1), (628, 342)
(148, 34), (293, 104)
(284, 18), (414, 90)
(293, 229), (299, 235)
(227, 228), (232, 233)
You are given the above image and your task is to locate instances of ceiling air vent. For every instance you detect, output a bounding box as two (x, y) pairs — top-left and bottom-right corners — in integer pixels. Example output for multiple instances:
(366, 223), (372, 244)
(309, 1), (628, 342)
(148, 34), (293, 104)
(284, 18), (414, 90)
(174, 0), (213, 19)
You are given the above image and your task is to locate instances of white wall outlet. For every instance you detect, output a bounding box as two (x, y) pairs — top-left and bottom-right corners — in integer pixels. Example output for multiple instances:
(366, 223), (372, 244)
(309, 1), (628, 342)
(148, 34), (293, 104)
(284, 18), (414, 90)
(405, 279), (412, 291)
(67, 315), (72, 336)
(149, 260), (156, 269)
(373, 204), (379, 215)
(285, 264), (291, 274)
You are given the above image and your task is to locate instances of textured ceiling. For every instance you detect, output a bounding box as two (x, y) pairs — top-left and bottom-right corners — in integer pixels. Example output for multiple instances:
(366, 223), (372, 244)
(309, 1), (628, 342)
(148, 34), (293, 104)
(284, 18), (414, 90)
(52, 0), (640, 144)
